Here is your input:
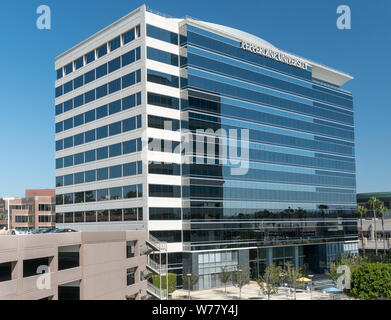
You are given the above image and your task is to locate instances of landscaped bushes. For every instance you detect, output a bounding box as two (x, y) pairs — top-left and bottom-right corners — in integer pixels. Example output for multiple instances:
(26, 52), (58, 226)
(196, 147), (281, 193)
(349, 263), (391, 300)
(151, 273), (177, 294)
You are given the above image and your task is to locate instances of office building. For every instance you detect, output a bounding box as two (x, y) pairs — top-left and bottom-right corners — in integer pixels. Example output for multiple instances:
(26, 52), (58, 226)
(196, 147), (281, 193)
(55, 5), (358, 289)
(2, 190), (55, 231)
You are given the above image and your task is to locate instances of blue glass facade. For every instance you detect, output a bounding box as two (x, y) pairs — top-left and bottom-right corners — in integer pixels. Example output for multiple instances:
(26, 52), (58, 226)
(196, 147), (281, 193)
(177, 23), (357, 279)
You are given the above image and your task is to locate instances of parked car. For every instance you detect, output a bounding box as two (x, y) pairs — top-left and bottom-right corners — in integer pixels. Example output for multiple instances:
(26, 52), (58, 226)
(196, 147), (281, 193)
(30, 228), (55, 234)
(52, 228), (77, 233)
(11, 229), (29, 235)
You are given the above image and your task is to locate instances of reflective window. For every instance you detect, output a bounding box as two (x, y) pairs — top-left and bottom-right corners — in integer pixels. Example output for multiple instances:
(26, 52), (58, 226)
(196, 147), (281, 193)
(56, 68), (63, 80)
(74, 133), (84, 146)
(84, 89), (95, 104)
(84, 70), (95, 84)
(124, 185), (137, 198)
(109, 100), (121, 115)
(147, 24), (178, 45)
(85, 170), (96, 183)
(74, 114), (84, 127)
(85, 150), (96, 162)
(64, 156), (73, 168)
(97, 189), (109, 201)
(109, 57), (121, 73)
(97, 44), (107, 58)
(65, 63), (73, 75)
(96, 105), (108, 119)
(109, 143), (121, 157)
(109, 37), (121, 51)
(74, 153), (84, 165)
(97, 146), (108, 160)
(74, 173), (84, 185)
(74, 95), (83, 108)
(110, 187), (122, 200)
(75, 57), (84, 70)
(147, 92), (179, 109)
(96, 63), (108, 79)
(85, 51), (95, 64)
(96, 84), (108, 99)
(123, 29), (135, 44)
(123, 162), (137, 177)
(85, 109), (95, 123)
(97, 168), (108, 181)
(97, 126), (108, 139)
(109, 165), (122, 179)
(109, 121), (121, 136)
(84, 129), (95, 143)
(147, 47), (178, 66)
(74, 75), (83, 89)
(109, 78), (121, 94)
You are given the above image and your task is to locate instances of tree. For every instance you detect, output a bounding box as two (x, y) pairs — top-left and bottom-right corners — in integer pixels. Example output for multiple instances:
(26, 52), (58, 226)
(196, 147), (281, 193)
(300, 263), (311, 277)
(350, 263), (391, 300)
(357, 205), (368, 256)
(231, 265), (250, 299)
(218, 266), (232, 294)
(182, 271), (198, 300)
(0, 214), (7, 221)
(284, 262), (302, 300)
(377, 204), (388, 254)
(257, 264), (282, 300)
(318, 204), (329, 219)
(368, 197), (381, 256)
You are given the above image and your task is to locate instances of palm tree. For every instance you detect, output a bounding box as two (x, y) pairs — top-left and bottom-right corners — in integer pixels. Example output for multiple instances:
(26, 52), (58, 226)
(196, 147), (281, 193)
(368, 197), (381, 256)
(377, 204), (388, 254)
(357, 205), (368, 256)
(318, 204), (329, 219)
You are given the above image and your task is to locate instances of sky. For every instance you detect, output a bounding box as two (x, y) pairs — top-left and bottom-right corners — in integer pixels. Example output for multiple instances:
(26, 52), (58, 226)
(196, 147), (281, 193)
(0, 0), (389, 197)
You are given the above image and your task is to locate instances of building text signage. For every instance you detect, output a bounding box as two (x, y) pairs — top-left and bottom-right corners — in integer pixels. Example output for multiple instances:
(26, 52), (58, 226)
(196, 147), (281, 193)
(241, 41), (308, 71)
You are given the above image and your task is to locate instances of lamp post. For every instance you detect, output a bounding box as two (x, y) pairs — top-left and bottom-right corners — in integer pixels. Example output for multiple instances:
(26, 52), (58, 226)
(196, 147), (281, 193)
(308, 275), (314, 300)
(238, 269), (242, 300)
(187, 273), (192, 300)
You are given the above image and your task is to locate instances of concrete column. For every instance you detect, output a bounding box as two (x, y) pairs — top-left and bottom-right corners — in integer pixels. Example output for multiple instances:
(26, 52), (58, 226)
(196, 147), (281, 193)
(294, 246), (299, 268)
(267, 248), (273, 266)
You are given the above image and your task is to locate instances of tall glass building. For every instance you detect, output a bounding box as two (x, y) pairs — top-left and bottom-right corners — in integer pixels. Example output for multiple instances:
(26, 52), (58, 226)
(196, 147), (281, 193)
(55, 5), (358, 289)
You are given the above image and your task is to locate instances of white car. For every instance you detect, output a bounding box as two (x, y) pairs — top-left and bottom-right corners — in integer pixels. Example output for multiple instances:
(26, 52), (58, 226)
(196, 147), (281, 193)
(11, 229), (28, 235)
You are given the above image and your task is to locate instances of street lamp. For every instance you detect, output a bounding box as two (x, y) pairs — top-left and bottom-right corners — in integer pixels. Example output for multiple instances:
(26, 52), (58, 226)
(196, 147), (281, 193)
(308, 275), (314, 300)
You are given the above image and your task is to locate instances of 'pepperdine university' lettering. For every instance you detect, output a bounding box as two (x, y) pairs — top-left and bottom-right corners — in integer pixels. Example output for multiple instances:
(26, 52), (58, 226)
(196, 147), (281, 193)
(241, 41), (308, 70)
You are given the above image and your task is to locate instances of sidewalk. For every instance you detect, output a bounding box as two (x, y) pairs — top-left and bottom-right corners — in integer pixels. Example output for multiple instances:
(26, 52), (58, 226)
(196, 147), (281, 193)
(172, 281), (350, 300)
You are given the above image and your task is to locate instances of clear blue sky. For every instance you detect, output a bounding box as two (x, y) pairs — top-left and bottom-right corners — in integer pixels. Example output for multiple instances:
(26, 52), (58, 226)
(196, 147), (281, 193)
(0, 0), (389, 197)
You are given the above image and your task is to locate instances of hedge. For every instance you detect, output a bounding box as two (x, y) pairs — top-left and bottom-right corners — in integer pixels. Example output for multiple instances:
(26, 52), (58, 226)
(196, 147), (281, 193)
(151, 273), (177, 294)
(349, 263), (391, 300)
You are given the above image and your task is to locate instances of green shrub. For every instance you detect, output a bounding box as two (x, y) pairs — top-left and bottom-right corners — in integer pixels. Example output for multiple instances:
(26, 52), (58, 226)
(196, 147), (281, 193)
(349, 263), (391, 300)
(151, 273), (177, 294)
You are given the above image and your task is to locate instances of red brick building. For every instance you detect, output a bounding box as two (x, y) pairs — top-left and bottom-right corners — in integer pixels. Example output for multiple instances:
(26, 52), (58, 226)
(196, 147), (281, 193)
(8, 189), (55, 230)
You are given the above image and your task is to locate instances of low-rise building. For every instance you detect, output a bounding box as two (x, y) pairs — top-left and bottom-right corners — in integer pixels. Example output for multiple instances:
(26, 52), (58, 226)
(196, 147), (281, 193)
(7, 189), (56, 231)
(0, 230), (147, 300)
(357, 192), (391, 252)
(357, 192), (391, 218)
